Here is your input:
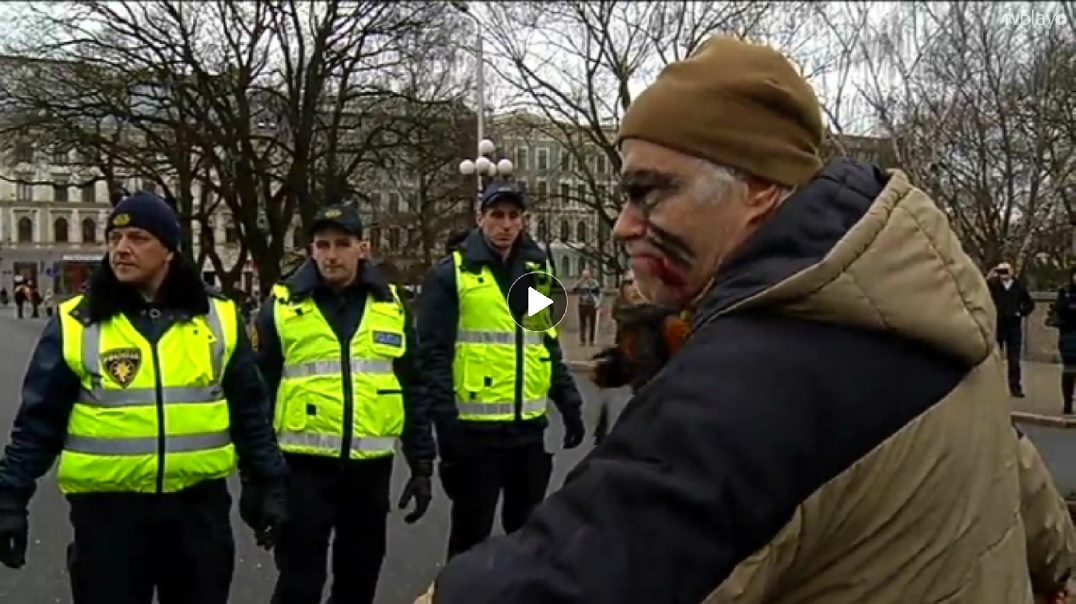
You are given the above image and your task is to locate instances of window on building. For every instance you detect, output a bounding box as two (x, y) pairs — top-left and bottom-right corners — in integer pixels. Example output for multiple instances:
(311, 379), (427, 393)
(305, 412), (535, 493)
(16, 183), (33, 202)
(369, 227), (381, 251)
(515, 147), (529, 171)
(576, 184), (587, 206)
(140, 179), (157, 194)
(291, 228), (302, 249)
(388, 193), (400, 214)
(54, 182), (69, 203)
(596, 184), (609, 207)
(17, 217), (33, 242)
(537, 217), (547, 241)
(54, 217), (69, 243)
(596, 153), (607, 175)
(387, 227), (401, 250)
(576, 220), (587, 244)
(369, 192), (382, 212)
(559, 183), (571, 203)
(515, 179), (528, 194)
(559, 149), (570, 171)
(559, 219), (570, 242)
(537, 149), (549, 171)
(225, 225), (239, 244)
(82, 218), (97, 243)
(80, 182), (97, 204)
(13, 141), (32, 164)
(52, 147), (68, 166)
(536, 180), (548, 201)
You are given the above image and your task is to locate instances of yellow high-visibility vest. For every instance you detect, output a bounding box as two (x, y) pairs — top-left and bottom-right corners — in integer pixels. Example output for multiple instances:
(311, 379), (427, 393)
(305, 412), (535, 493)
(452, 251), (553, 421)
(57, 295), (239, 494)
(271, 283), (406, 459)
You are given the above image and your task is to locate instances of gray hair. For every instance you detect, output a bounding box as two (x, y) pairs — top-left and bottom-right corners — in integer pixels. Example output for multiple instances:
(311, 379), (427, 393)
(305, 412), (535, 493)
(688, 159), (794, 203)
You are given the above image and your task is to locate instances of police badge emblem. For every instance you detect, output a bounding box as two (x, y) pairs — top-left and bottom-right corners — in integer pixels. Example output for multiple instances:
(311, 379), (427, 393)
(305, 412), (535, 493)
(101, 348), (142, 388)
(111, 213), (132, 227)
(324, 208), (342, 218)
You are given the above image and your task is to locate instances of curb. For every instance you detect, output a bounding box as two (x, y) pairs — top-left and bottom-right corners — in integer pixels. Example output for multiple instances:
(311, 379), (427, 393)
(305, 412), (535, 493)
(1011, 411), (1076, 429)
(566, 360), (594, 372)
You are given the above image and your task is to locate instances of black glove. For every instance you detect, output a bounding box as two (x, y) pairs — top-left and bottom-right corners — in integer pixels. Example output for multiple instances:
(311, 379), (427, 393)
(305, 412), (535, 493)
(240, 481), (288, 550)
(0, 495), (28, 570)
(563, 414), (585, 449)
(397, 462), (433, 524)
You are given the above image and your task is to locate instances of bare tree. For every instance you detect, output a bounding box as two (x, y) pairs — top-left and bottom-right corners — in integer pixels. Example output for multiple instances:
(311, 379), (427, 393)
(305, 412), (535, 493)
(844, 2), (1075, 273)
(480, 1), (831, 281)
(0, 0), (462, 291)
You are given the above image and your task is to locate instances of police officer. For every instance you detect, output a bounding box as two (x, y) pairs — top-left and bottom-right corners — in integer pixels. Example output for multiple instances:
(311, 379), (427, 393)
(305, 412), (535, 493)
(418, 181), (586, 560)
(0, 192), (288, 604)
(254, 201), (435, 604)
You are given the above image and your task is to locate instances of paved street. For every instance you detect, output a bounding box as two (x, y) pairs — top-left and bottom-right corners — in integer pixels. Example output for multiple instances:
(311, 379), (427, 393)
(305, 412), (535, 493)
(0, 313), (628, 603)
(0, 313), (1074, 602)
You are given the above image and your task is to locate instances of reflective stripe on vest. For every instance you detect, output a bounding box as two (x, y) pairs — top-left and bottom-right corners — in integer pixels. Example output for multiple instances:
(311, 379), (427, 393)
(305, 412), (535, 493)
(271, 283), (406, 460)
(452, 251), (552, 422)
(57, 295), (238, 494)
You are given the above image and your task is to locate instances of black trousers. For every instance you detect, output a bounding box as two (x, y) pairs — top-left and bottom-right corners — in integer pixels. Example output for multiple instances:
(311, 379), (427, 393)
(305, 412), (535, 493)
(996, 320), (1024, 392)
(272, 454), (393, 604)
(445, 441), (553, 560)
(578, 304), (597, 345)
(66, 479), (234, 604)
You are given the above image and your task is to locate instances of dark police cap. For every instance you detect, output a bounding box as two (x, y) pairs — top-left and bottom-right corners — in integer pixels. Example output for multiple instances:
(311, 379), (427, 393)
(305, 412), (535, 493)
(480, 181), (525, 211)
(310, 202), (363, 237)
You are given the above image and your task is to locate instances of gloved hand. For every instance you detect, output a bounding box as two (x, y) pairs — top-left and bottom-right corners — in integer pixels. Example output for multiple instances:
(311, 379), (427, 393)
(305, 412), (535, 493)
(589, 347), (628, 389)
(397, 462), (433, 524)
(0, 494), (28, 570)
(240, 480), (288, 550)
(563, 413), (585, 449)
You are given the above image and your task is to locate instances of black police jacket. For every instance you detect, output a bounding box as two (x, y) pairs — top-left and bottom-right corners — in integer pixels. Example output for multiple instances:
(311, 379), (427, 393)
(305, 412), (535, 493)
(253, 258), (435, 472)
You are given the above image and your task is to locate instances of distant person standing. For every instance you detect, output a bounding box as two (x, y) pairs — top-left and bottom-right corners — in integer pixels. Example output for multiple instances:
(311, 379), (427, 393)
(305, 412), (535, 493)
(1051, 267), (1076, 414)
(987, 262), (1034, 397)
(573, 270), (602, 347)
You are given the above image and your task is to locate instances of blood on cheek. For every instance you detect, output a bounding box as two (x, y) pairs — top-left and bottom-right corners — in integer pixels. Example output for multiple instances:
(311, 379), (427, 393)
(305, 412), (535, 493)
(639, 256), (687, 288)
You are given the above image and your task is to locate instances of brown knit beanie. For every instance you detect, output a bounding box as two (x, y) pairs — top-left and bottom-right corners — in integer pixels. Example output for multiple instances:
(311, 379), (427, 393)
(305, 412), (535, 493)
(619, 36), (824, 188)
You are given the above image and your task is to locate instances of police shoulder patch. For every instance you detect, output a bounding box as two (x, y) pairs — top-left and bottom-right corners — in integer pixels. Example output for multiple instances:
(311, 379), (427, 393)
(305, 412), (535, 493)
(372, 331), (403, 347)
(101, 348), (142, 388)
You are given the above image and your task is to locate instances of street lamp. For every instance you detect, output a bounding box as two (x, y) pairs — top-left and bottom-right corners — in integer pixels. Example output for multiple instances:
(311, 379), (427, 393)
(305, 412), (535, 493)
(459, 138), (514, 196)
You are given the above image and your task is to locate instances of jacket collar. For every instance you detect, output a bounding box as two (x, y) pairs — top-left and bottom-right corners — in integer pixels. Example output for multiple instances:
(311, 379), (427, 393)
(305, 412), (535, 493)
(72, 254), (212, 325)
(458, 228), (546, 273)
(282, 258), (393, 302)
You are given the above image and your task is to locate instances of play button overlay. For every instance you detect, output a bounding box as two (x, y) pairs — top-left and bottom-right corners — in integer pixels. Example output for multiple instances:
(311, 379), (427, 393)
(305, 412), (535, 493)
(528, 287), (553, 316)
(507, 270), (568, 332)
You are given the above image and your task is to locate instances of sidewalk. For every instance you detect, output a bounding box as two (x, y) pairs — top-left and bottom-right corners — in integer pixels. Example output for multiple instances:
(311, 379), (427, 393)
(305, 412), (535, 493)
(561, 336), (1076, 429)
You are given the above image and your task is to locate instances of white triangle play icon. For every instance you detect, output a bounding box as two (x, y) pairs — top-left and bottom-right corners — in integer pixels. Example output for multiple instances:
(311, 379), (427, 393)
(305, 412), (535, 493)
(527, 287), (553, 317)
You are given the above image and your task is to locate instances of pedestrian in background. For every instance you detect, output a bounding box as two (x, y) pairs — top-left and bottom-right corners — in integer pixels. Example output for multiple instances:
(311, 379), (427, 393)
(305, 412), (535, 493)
(573, 269), (602, 347)
(1050, 266), (1076, 414)
(987, 261), (1035, 397)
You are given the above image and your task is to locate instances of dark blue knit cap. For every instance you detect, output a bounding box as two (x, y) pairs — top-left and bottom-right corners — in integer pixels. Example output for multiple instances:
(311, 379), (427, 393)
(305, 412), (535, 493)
(107, 192), (182, 251)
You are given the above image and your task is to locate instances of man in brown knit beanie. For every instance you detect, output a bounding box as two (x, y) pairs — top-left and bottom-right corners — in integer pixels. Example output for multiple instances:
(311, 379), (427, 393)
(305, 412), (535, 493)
(425, 36), (1070, 604)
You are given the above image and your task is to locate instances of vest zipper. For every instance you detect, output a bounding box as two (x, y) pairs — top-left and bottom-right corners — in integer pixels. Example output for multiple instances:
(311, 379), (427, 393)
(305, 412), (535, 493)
(151, 343), (166, 494)
(514, 323), (524, 421)
(340, 344), (354, 460)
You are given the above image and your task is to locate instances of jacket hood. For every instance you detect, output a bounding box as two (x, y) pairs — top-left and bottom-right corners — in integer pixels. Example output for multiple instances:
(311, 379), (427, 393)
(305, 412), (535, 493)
(695, 157), (995, 366)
